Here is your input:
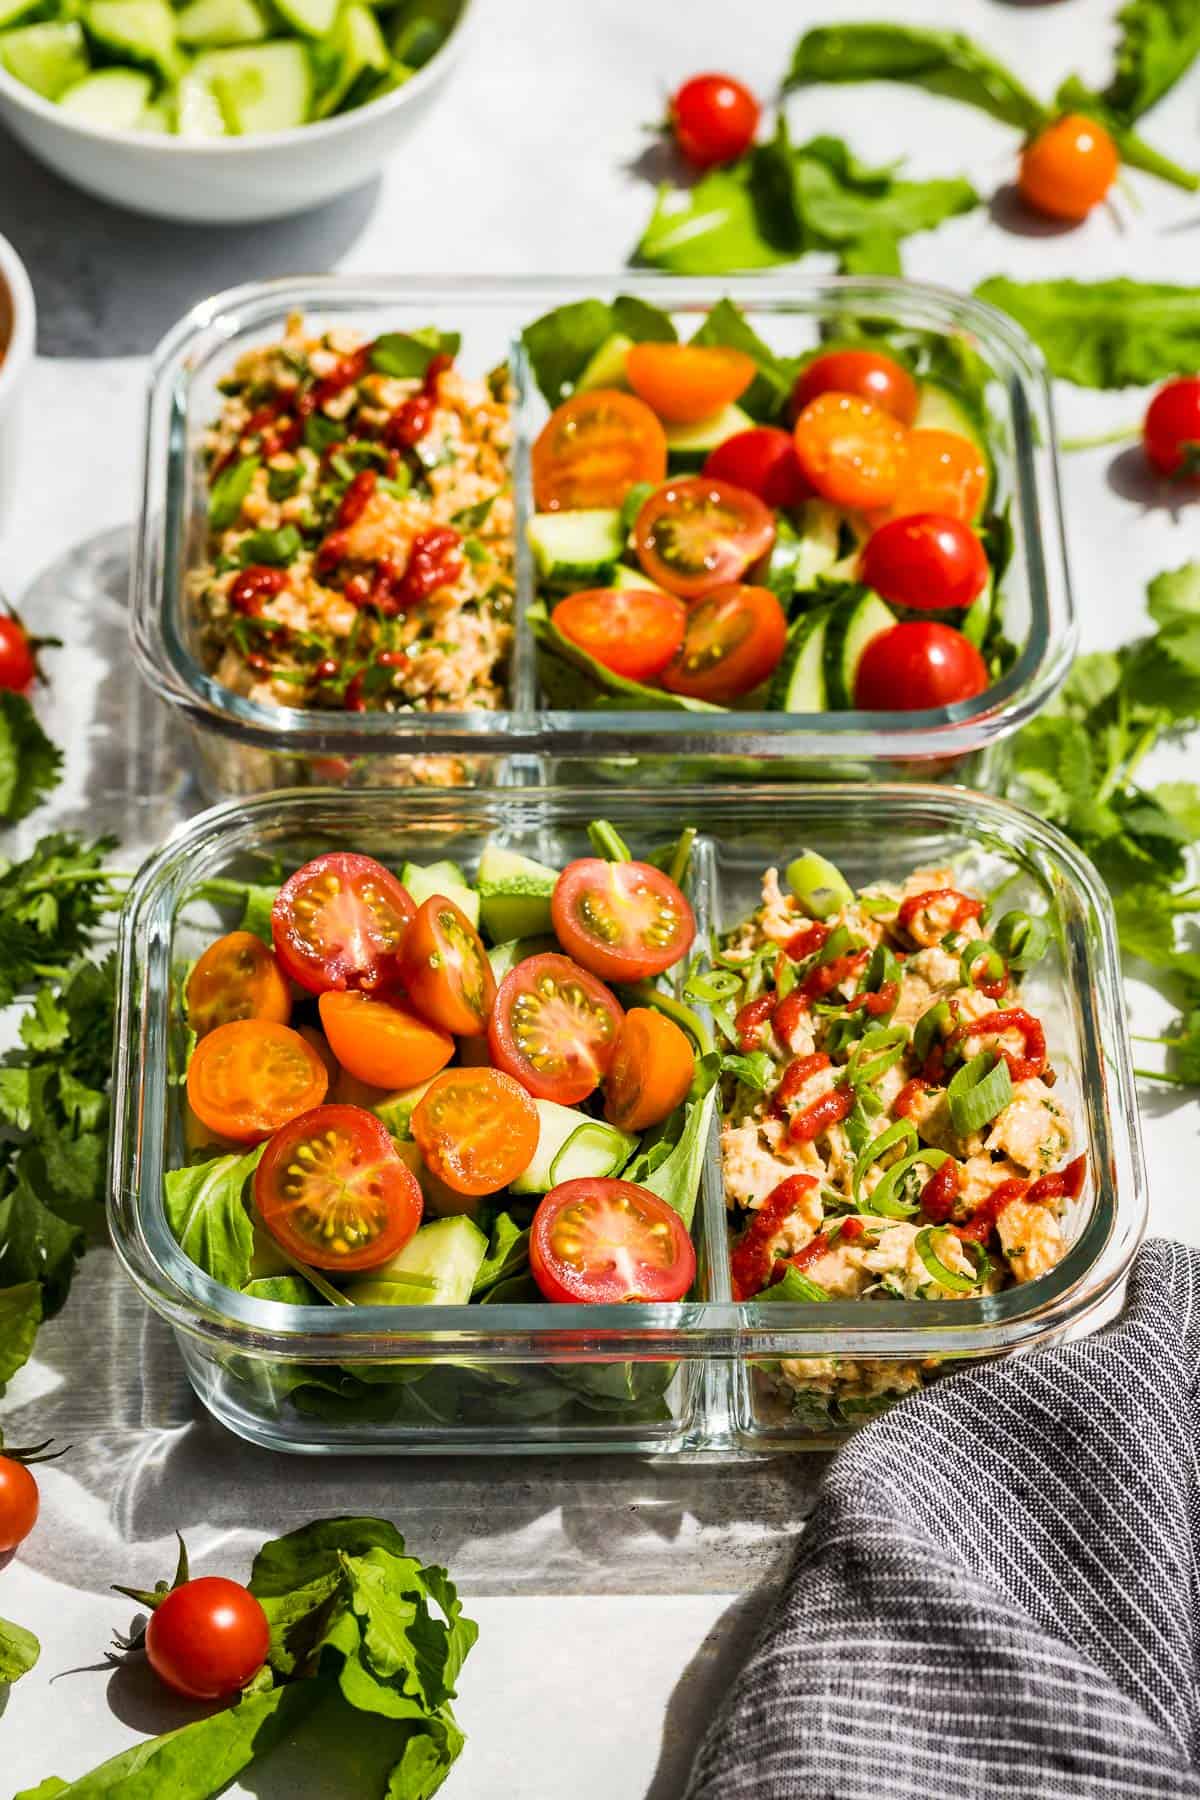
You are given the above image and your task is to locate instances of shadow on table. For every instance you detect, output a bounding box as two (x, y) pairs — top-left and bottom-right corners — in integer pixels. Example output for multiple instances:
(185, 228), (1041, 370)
(644, 1584), (780, 1800)
(1106, 445), (1200, 512)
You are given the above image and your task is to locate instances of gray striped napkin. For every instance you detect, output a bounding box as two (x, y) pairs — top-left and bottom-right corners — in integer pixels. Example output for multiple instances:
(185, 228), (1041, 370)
(685, 1239), (1200, 1800)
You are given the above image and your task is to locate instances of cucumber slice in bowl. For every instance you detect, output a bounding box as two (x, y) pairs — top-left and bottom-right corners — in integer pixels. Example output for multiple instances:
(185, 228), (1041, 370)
(509, 1100), (637, 1196)
(173, 65), (226, 134)
(59, 66), (152, 126)
(84, 0), (182, 80)
(0, 20), (89, 100)
(312, 1), (387, 118)
(527, 509), (625, 588)
(195, 39), (312, 131)
(272, 0), (338, 35)
(823, 589), (895, 710)
(176, 0), (270, 47)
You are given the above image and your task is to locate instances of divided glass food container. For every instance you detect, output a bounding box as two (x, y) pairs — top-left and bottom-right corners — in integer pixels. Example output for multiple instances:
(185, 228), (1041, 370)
(109, 781), (1146, 1457)
(133, 274), (1075, 796)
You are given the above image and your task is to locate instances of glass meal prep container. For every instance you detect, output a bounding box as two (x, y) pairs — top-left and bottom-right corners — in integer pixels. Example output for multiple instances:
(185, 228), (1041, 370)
(133, 274), (1075, 798)
(109, 781), (1144, 1458)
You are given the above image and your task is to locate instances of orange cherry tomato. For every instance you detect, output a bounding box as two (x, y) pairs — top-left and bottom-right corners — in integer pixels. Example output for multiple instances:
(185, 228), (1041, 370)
(634, 477), (775, 600)
(877, 429), (989, 524)
(1018, 113), (1119, 222)
(660, 582), (787, 703)
(254, 1103), (422, 1271)
(792, 392), (909, 510)
(604, 1008), (696, 1132)
(625, 342), (756, 424)
(318, 990), (454, 1089)
(186, 1020), (328, 1145)
(551, 586), (686, 683)
(790, 349), (919, 426)
(399, 895), (496, 1036)
(412, 1067), (539, 1196)
(186, 931), (292, 1038)
(532, 389), (667, 512)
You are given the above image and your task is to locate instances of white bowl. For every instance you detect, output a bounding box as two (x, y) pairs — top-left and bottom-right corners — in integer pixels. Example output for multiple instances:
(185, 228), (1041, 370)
(0, 0), (473, 224)
(0, 229), (35, 530)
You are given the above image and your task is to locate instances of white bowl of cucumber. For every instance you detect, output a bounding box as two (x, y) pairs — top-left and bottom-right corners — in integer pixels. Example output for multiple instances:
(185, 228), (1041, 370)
(0, 0), (472, 223)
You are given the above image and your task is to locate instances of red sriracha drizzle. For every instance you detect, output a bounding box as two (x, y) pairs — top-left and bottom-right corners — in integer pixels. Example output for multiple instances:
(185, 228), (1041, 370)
(846, 979), (899, 1017)
(774, 1052), (831, 1109)
(298, 346), (369, 416)
(735, 994), (774, 1051)
(919, 1159), (960, 1225)
(229, 566), (287, 617)
(771, 989), (810, 1046)
(788, 1087), (853, 1144)
(894, 1077), (933, 1118)
(731, 1173), (819, 1300)
(384, 352), (453, 450)
(336, 468), (377, 528)
(956, 1179), (1027, 1244)
(897, 888), (984, 944)
(784, 920), (830, 961)
(946, 1007), (1047, 1083)
(1027, 1154), (1086, 1204)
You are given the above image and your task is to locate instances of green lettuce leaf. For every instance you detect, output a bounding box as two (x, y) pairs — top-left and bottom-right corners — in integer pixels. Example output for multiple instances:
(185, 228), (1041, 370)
(621, 1086), (716, 1230)
(974, 277), (1200, 387)
(1103, 0), (1200, 121)
(0, 1279), (42, 1385)
(470, 1211), (529, 1297)
(519, 295), (675, 406)
(786, 24), (1047, 131)
(0, 1614), (40, 1685)
(1148, 562), (1200, 628)
(370, 328), (461, 380)
(162, 1145), (265, 1289)
(689, 298), (798, 420)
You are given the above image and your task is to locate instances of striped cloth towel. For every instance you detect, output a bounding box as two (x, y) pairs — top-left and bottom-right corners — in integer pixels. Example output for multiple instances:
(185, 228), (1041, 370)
(685, 1239), (1200, 1800)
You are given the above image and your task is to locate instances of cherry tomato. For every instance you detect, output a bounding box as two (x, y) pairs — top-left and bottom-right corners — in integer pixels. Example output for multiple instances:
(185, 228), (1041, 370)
(669, 72), (759, 169)
(412, 1067), (538, 1196)
(186, 931), (292, 1038)
(860, 513), (990, 612)
(790, 350), (919, 427)
(625, 343), (755, 424)
(0, 618), (37, 692)
(255, 1103), (422, 1270)
(187, 1020), (328, 1144)
(703, 427), (812, 509)
(551, 586), (686, 683)
(488, 953), (624, 1104)
(271, 853), (414, 996)
(1143, 376), (1200, 479)
(0, 1456), (39, 1552)
(634, 477), (775, 600)
(854, 620), (990, 712)
(660, 583), (787, 703)
(1018, 113), (1119, 222)
(604, 1008), (695, 1132)
(792, 392), (909, 510)
(552, 858), (694, 983)
(318, 990), (454, 1088)
(145, 1578), (270, 1701)
(532, 390), (667, 512)
(879, 430), (989, 524)
(530, 1178), (697, 1303)
(399, 895), (496, 1036)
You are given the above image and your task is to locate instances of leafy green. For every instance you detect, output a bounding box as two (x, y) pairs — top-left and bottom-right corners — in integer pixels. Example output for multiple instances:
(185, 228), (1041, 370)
(622, 1087), (716, 1230)
(162, 1146), (265, 1291)
(470, 1211), (529, 1297)
(786, 24), (1047, 131)
(519, 295), (675, 406)
(208, 455), (259, 531)
(369, 328), (461, 380)
(1102, 0), (1200, 121)
(0, 1280), (41, 1384)
(237, 525), (301, 568)
(754, 1265), (831, 1304)
(0, 1615), (40, 1685)
(689, 299), (798, 421)
(974, 278), (1200, 389)
(0, 695), (64, 826)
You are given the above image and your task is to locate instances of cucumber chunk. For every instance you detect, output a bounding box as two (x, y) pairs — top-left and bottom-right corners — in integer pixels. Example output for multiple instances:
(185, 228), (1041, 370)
(173, 65), (225, 133)
(509, 1099), (636, 1195)
(786, 849), (854, 919)
(271, 0), (337, 35)
(346, 1215), (488, 1306)
(387, 0), (458, 69)
(665, 403), (755, 469)
(607, 560), (670, 597)
(770, 605), (830, 712)
(575, 331), (633, 393)
(85, 0), (181, 78)
(195, 40), (311, 132)
(312, 1), (386, 117)
(399, 858), (480, 928)
(0, 0), (46, 35)
(0, 20), (88, 99)
(487, 933), (558, 983)
(369, 1079), (435, 1140)
(139, 97), (171, 129)
(477, 844), (558, 943)
(913, 383), (994, 520)
(176, 0), (269, 45)
(823, 589), (895, 709)
(527, 509), (625, 587)
(59, 65), (151, 125)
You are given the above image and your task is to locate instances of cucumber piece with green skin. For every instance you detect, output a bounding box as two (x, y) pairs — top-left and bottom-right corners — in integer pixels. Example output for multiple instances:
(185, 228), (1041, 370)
(487, 933), (558, 983)
(387, 0), (458, 68)
(195, 39), (311, 131)
(913, 382), (994, 521)
(786, 850), (854, 919)
(399, 859), (480, 927)
(176, 0), (268, 45)
(312, 1), (386, 117)
(527, 509), (625, 587)
(664, 403), (755, 470)
(575, 332), (633, 393)
(85, 0), (181, 78)
(369, 1079), (435, 1140)
(823, 589), (896, 709)
(173, 66), (225, 133)
(59, 65), (151, 124)
(0, 0), (48, 34)
(0, 20), (88, 98)
(607, 560), (671, 597)
(769, 605), (830, 712)
(139, 97), (171, 128)
(271, 0), (336, 35)
(346, 1215), (489, 1306)
(509, 1099), (637, 1196)
(476, 844), (558, 943)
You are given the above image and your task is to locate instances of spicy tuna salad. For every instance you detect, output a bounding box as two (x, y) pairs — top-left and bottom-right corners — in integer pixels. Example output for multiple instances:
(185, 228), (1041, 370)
(191, 315), (514, 732)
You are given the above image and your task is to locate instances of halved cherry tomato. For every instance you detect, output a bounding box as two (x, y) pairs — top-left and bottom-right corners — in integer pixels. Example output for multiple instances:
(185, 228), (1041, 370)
(634, 477), (775, 599)
(551, 586), (686, 682)
(530, 1178), (697, 1304)
(604, 1008), (695, 1132)
(878, 430), (989, 524)
(146, 1577), (270, 1702)
(489, 953), (624, 1104)
(703, 427), (812, 509)
(399, 894), (496, 1036)
(187, 1020), (328, 1144)
(271, 853), (414, 996)
(625, 343), (755, 424)
(186, 931), (292, 1038)
(790, 350), (919, 427)
(670, 72), (759, 169)
(532, 390), (667, 512)
(854, 620), (989, 712)
(1018, 113), (1119, 222)
(792, 392), (909, 510)
(553, 859), (694, 984)
(412, 1067), (538, 1196)
(318, 990), (454, 1089)
(860, 513), (990, 612)
(660, 582), (787, 703)
(1143, 376), (1200, 479)
(255, 1103), (422, 1270)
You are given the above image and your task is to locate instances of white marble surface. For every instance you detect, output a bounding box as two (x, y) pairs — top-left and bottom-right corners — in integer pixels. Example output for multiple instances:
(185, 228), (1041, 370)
(1, 0), (1199, 1793)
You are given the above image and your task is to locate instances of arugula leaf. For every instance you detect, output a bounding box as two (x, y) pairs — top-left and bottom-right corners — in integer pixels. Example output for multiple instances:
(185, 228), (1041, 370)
(635, 162), (788, 277)
(0, 1280), (41, 1385)
(786, 24), (1047, 132)
(519, 296), (675, 406)
(162, 1146), (265, 1290)
(0, 1615), (40, 1685)
(0, 1168), (85, 1317)
(1103, 0), (1200, 121)
(720, 1050), (775, 1091)
(622, 1087), (716, 1229)
(470, 1211), (529, 1297)
(974, 278), (1200, 388)
(0, 695), (64, 826)
(1148, 562), (1200, 628)
(369, 328), (461, 380)
(689, 299), (797, 420)
(208, 455), (259, 532)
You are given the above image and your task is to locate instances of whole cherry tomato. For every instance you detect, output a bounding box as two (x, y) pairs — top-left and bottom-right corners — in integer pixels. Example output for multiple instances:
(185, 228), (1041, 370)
(1143, 377), (1200, 479)
(670, 73), (760, 169)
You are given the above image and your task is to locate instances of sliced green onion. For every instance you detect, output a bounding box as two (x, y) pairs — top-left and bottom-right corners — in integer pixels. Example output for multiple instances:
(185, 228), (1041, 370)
(960, 940), (1006, 990)
(862, 942), (899, 992)
(992, 909), (1052, 970)
(845, 1024), (910, 1087)
(858, 893), (896, 918)
(784, 849), (854, 920)
(913, 1001), (952, 1063)
(940, 930), (966, 955)
(915, 1226), (990, 1293)
(865, 1147), (949, 1220)
(754, 1266), (831, 1303)
(684, 969), (743, 1003)
(775, 956), (797, 1000)
(811, 922), (865, 969)
(853, 1118), (918, 1202)
(588, 819), (632, 864)
(666, 826), (696, 887)
(947, 1051), (1012, 1136)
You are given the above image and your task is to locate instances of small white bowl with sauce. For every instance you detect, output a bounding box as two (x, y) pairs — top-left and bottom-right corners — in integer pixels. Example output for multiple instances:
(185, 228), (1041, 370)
(0, 231), (35, 531)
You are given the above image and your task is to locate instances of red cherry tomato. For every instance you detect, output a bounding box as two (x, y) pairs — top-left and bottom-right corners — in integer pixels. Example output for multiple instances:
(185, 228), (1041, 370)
(488, 953), (624, 1105)
(254, 1103), (423, 1271)
(860, 513), (990, 612)
(634, 477), (776, 600)
(0, 618), (37, 692)
(660, 583), (787, 703)
(399, 894), (496, 1036)
(551, 586), (686, 683)
(271, 853), (414, 996)
(0, 1455), (39, 1552)
(702, 427), (812, 509)
(552, 858), (694, 983)
(530, 1178), (697, 1303)
(1018, 113), (1119, 222)
(145, 1578), (270, 1701)
(1143, 377), (1200, 479)
(854, 621), (990, 712)
(670, 72), (759, 169)
(790, 349), (919, 426)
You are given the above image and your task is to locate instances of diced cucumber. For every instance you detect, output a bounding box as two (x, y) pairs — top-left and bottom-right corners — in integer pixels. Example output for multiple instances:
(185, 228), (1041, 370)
(346, 1215), (488, 1306)
(195, 39), (311, 131)
(961, 569), (995, 649)
(823, 589), (895, 709)
(477, 843), (558, 943)
(399, 858), (480, 928)
(85, 0), (181, 78)
(176, 0), (268, 44)
(368, 1079), (434, 1140)
(913, 382), (994, 520)
(0, 20), (88, 98)
(575, 331), (633, 393)
(387, 0), (458, 68)
(769, 605), (830, 712)
(786, 850), (854, 919)
(173, 65), (225, 133)
(665, 403), (755, 469)
(271, 0), (337, 34)
(312, 1), (386, 117)
(487, 933), (558, 983)
(0, 0), (46, 34)
(608, 560), (670, 597)
(794, 500), (846, 584)
(59, 65), (150, 125)
(509, 1099), (636, 1195)
(139, 97), (171, 128)
(527, 509), (625, 588)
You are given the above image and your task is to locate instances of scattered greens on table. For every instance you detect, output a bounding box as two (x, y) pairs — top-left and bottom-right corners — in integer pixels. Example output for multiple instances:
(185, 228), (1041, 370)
(973, 278), (1200, 390)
